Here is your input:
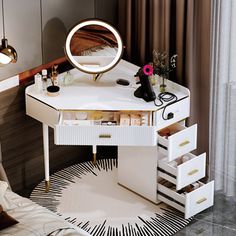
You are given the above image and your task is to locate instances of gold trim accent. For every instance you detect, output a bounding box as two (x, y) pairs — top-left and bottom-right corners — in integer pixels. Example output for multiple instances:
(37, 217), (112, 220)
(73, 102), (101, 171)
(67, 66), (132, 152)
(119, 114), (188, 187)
(93, 153), (97, 164)
(93, 73), (103, 81)
(99, 134), (111, 138)
(179, 140), (190, 147)
(188, 169), (199, 176)
(196, 197), (207, 204)
(45, 180), (50, 192)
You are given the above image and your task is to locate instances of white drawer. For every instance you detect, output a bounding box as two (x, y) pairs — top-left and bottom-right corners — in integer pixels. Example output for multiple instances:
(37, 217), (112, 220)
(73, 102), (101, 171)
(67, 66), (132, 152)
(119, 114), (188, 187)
(158, 152), (206, 190)
(55, 125), (157, 146)
(26, 95), (59, 128)
(157, 181), (214, 219)
(158, 123), (197, 162)
(155, 97), (190, 130)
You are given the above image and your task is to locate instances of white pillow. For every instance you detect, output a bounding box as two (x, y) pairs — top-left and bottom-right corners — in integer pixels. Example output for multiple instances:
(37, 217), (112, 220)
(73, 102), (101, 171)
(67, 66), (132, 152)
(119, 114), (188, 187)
(0, 181), (13, 210)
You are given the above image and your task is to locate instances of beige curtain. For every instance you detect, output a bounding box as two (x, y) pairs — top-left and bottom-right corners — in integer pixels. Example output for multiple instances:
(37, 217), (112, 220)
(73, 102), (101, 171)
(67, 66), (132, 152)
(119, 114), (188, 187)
(118, 0), (212, 157)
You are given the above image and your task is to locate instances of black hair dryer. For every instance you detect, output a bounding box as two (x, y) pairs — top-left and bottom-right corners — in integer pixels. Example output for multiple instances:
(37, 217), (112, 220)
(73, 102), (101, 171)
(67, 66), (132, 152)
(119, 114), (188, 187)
(134, 74), (156, 102)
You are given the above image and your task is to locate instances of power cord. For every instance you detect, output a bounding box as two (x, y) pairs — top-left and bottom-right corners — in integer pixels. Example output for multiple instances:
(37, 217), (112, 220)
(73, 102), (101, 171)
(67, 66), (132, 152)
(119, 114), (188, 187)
(154, 92), (178, 120)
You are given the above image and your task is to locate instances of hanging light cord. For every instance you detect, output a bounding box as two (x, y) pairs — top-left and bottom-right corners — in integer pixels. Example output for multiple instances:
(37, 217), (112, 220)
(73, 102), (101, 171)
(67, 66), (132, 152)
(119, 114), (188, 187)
(1, 0), (5, 38)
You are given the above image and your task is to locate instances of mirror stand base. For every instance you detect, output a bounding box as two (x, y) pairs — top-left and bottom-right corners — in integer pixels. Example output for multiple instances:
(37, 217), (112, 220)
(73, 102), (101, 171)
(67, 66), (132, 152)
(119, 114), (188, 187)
(93, 73), (103, 81)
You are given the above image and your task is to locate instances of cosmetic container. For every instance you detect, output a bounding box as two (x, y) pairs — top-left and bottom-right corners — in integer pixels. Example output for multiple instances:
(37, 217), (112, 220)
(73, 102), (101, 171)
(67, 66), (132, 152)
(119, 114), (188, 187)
(34, 73), (42, 93)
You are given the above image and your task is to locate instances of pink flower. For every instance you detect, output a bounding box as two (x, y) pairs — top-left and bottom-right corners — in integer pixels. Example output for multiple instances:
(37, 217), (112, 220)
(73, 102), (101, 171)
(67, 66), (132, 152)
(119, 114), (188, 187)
(143, 64), (154, 76)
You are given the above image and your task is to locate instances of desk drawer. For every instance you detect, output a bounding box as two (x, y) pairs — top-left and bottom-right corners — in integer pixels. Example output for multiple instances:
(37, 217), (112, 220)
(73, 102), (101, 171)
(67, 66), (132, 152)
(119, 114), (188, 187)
(155, 97), (190, 130)
(158, 152), (206, 190)
(158, 123), (197, 162)
(26, 95), (59, 128)
(55, 125), (157, 146)
(157, 181), (214, 219)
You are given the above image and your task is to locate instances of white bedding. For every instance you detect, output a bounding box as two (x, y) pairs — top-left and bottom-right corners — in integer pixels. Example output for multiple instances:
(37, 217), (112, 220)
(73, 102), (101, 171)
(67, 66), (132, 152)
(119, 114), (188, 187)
(1, 190), (90, 236)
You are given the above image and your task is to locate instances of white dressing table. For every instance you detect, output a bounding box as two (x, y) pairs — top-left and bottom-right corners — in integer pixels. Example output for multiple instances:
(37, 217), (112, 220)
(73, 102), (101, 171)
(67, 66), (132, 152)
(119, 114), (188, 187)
(25, 59), (214, 219)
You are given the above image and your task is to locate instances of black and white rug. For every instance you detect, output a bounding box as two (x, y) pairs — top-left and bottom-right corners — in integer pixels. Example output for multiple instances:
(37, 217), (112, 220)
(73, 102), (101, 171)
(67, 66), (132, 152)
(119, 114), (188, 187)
(30, 159), (192, 235)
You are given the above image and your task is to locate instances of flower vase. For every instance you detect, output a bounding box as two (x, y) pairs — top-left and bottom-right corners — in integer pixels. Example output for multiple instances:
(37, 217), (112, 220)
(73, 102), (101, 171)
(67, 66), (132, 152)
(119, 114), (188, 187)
(160, 77), (166, 93)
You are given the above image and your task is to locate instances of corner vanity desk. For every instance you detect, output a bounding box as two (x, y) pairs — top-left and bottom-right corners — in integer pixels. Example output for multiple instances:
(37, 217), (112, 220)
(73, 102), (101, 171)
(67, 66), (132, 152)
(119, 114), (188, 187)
(25, 59), (214, 219)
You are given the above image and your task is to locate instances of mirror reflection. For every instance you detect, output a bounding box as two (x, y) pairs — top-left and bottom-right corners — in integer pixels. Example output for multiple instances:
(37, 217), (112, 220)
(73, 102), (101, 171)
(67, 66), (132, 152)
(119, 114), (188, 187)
(65, 19), (123, 74)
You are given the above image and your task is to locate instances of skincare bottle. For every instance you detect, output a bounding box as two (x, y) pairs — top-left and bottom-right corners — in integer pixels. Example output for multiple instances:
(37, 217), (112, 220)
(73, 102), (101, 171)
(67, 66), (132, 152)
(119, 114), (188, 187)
(63, 71), (73, 85)
(34, 73), (42, 93)
(51, 65), (59, 86)
(41, 69), (48, 91)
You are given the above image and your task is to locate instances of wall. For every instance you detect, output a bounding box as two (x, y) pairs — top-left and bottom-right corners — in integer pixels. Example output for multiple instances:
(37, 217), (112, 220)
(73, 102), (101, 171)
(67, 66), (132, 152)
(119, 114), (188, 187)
(0, 0), (118, 81)
(0, 0), (118, 192)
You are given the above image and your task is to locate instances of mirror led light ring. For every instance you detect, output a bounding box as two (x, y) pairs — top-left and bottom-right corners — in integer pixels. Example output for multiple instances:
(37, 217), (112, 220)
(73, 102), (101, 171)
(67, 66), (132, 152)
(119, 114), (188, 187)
(65, 19), (123, 74)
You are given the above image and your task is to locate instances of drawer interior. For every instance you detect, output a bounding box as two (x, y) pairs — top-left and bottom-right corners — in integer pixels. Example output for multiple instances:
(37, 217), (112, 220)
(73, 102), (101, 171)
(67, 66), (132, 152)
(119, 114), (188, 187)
(158, 180), (206, 205)
(58, 110), (153, 127)
(157, 180), (214, 218)
(158, 123), (186, 145)
(158, 152), (206, 190)
(158, 153), (202, 176)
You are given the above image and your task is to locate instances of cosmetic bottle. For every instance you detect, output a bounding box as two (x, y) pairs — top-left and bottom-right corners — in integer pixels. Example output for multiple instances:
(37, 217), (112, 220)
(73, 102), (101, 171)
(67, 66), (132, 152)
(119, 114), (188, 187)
(63, 71), (73, 85)
(42, 69), (48, 91)
(51, 65), (59, 86)
(34, 73), (42, 93)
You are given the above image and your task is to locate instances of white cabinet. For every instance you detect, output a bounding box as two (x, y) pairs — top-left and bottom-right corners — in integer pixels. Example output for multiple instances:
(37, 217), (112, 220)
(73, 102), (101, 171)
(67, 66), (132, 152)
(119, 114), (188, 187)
(25, 59), (213, 219)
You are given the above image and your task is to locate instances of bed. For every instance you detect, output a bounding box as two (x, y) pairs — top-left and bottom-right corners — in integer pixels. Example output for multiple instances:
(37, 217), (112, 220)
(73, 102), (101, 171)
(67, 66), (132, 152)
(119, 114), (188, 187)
(0, 159), (90, 236)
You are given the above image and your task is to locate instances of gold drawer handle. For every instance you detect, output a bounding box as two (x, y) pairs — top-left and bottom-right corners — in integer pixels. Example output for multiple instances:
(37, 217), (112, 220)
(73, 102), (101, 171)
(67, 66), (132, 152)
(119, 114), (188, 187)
(99, 134), (111, 138)
(179, 140), (190, 147)
(188, 169), (199, 176)
(196, 197), (207, 204)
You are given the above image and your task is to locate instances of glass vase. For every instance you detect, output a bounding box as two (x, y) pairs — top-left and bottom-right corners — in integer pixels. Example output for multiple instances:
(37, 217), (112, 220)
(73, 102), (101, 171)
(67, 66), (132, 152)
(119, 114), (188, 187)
(159, 77), (166, 93)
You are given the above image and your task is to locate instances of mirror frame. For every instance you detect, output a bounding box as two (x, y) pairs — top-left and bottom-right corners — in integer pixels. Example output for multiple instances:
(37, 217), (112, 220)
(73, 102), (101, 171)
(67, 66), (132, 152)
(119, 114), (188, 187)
(65, 19), (123, 74)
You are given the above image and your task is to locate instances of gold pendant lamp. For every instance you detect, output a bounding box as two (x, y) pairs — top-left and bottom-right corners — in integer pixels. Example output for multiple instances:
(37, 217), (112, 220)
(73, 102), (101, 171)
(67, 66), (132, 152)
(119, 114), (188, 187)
(0, 0), (17, 64)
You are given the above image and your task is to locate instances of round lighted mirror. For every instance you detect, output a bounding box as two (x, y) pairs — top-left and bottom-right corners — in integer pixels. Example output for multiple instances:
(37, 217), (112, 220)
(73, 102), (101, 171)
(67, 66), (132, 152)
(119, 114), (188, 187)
(65, 19), (123, 74)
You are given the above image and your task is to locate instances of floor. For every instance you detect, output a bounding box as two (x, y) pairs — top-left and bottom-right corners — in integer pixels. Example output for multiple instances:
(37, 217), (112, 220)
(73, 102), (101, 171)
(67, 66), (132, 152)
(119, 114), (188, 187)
(175, 191), (236, 236)
(18, 187), (236, 236)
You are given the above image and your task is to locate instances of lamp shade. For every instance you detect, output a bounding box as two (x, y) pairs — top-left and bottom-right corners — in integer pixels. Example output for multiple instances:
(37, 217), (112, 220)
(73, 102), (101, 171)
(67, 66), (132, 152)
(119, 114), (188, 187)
(0, 38), (17, 64)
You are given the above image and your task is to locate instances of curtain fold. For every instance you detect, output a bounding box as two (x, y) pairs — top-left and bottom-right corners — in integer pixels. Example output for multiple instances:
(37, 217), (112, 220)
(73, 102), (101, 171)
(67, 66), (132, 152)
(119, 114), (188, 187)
(210, 0), (236, 196)
(118, 0), (211, 157)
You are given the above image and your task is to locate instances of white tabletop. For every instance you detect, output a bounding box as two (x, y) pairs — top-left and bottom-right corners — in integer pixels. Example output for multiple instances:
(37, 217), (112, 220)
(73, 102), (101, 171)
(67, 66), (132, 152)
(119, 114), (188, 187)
(25, 60), (189, 111)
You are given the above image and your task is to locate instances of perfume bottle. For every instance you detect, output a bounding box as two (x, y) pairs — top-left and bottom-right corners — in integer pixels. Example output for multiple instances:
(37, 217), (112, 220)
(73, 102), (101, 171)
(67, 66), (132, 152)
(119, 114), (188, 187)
(41, 69), (48, 91)
(51, 65), (59, 86)
(34, 73), (42, 93)
(63, 71), (73, 85)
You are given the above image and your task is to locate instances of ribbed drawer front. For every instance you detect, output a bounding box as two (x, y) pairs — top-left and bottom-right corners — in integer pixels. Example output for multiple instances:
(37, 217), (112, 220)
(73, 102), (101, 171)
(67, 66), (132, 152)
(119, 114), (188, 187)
(54, 125), (157, 146)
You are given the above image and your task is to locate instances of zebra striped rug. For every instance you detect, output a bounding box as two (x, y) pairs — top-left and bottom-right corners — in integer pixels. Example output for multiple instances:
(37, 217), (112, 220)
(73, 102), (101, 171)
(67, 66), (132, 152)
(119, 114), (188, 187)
(30, 159), (192, 236)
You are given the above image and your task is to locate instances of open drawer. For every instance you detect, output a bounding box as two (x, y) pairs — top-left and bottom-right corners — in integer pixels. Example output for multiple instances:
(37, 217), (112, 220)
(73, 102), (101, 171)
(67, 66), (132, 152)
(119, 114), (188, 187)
(158, 153), (206, 190)
(158, 123), (197, 162)
(54, 110), (157, 146)
(157, 180), (214, 219)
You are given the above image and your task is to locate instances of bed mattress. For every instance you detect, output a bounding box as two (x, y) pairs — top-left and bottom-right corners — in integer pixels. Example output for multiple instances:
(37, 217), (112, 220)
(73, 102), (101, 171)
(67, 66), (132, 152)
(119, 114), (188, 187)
(1, 190), (90, 236)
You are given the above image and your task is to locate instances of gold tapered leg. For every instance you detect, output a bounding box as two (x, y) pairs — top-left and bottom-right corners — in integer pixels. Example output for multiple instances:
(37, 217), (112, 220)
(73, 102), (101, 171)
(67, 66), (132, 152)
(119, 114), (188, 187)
(93, 153), (97, 164)
(45, 180), (50, 192)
